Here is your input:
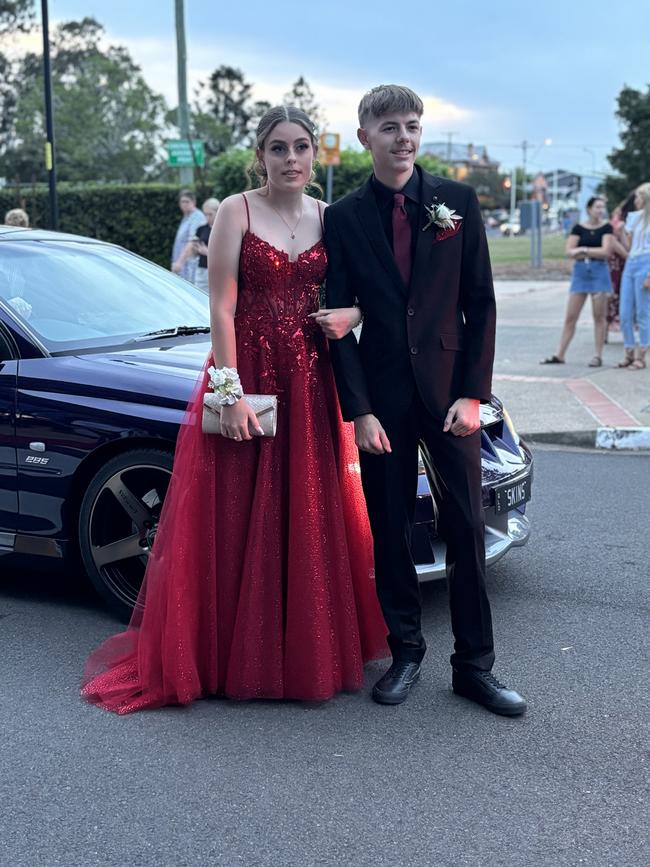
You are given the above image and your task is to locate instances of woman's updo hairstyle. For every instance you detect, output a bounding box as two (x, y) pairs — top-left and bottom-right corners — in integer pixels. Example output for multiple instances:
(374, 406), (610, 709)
(249, 105), (321, 194)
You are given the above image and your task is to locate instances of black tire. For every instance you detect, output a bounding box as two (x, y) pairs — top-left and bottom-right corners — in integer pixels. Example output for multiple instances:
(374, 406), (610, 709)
(78, 448), (174, 621)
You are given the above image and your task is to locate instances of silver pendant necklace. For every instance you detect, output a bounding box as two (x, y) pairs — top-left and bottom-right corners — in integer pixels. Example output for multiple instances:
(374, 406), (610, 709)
(270, 203), (303, 239)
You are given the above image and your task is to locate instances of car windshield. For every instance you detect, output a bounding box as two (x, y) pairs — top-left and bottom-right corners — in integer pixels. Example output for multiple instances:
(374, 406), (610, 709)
(0, 239), (210, 352)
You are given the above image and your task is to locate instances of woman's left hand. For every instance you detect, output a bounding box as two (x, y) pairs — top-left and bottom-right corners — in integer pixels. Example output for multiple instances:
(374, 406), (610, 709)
(643, 274), (650, 291)
(309, 306), (362, 339)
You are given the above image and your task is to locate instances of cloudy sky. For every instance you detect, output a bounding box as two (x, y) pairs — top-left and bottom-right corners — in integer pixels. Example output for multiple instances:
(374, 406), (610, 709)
(20, 0), (649, 176)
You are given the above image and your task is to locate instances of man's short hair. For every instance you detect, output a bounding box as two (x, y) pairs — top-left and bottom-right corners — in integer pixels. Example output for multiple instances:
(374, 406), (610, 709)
(358, 85), (424, 127)
(178, 189), (195, 202)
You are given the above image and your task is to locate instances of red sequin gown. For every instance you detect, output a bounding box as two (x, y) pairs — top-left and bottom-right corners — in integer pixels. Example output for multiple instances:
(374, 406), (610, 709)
(81, 216), (388, 714)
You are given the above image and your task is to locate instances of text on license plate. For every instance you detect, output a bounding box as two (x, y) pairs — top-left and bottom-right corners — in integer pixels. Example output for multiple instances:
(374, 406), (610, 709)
(494, 477), (531, 515)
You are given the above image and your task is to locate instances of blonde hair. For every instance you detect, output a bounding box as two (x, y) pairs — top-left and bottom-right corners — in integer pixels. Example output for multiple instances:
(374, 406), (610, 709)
(249, 105), (320, 193)
(202, 197), (220, 212)
(4, 208), (29, 227)
(358, 85), (423, 127)
(636, 182), (650, 229)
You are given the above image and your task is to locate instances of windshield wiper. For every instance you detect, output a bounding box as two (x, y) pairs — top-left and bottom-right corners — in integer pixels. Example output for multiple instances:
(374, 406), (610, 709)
(132, 325), (211, 342)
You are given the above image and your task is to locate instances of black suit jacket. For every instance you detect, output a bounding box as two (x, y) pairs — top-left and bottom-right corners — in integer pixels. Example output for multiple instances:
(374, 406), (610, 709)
(324, 166), (496, 423)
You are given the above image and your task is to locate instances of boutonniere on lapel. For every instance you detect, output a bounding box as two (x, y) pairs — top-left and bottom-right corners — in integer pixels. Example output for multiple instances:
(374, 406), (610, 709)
(423, 198), (462, 242)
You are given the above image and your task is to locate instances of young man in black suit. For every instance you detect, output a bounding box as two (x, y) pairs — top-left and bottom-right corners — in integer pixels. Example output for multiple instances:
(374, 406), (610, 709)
(324, 85), (526, 715)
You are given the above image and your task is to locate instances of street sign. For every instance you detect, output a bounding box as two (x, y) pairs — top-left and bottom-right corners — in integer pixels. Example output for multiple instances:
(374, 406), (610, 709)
(319, 132), (340, 166)
(165, 139), (205, 168)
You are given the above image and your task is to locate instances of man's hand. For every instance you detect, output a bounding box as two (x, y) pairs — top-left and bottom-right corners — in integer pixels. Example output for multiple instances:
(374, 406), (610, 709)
(443, 398), (480, 437)
(643, 273), (650, 291)
(309, 307), (362, 339)
(354, 414), (392, 454)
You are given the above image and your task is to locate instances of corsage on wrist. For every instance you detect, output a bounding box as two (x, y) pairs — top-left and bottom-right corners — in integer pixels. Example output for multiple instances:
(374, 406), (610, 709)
(207, 366), (244, 406)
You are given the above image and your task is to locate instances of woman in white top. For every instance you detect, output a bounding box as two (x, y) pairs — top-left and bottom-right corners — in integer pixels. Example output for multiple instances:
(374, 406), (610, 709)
(618, 182), (650, 369)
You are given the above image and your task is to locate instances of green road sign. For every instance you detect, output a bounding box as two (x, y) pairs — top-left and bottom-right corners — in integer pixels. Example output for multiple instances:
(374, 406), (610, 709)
(165, 140), (205, 167)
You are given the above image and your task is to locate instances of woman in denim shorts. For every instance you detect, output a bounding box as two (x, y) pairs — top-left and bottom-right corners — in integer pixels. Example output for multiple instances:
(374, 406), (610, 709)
(542, 196), (613, 367)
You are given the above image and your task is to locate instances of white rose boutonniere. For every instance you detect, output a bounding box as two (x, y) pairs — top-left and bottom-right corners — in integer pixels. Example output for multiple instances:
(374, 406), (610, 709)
(423, 200), (462, 232)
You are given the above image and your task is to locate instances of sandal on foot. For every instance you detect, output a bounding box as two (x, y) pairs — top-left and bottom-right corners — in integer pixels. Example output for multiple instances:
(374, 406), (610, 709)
(628, 359), (647, 370)
(617, 353), (635, 368)
(540, 355), (565, 365)
(588, 356), (602, 367)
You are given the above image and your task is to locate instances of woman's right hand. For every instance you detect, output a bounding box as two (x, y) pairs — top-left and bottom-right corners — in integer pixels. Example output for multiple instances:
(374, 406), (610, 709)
(219, 399), (264, 440)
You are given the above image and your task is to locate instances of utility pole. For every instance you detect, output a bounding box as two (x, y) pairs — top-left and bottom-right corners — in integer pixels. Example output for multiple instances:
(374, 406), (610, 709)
(41, 0), (58, 229)
(441, 131), (458, 162)
(174, 0), (193, 187)
(521, 140), (529, 203)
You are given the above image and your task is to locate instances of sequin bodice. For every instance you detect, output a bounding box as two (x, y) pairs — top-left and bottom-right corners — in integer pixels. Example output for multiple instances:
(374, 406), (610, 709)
(236, 231), (327, 322)
(234, 232), (328, 391)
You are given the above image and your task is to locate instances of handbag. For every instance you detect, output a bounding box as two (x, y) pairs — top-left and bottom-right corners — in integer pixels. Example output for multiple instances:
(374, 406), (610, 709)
(202, 392), (278, 437)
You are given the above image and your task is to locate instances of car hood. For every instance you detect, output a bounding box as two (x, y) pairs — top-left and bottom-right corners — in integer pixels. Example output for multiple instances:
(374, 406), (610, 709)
(84, 339), (211, 403)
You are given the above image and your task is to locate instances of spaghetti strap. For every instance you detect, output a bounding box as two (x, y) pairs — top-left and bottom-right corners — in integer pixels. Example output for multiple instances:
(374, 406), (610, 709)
(241, 194), (251, 231)
(317, 200), (325, 234)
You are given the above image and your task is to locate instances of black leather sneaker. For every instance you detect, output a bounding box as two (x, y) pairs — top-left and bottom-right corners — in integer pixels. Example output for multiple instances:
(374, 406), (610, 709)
(452, 669), (527, 716)
(372, 661), (421, 705)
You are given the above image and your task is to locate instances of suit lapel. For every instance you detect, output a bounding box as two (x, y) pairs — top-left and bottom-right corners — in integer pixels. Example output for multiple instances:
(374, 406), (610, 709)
(411, 168), (445, 297)
(354, 180), (407, 293)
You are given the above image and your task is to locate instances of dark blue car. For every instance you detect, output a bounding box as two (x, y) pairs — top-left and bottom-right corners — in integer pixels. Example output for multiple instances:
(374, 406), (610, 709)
(0, 226), (532, 620)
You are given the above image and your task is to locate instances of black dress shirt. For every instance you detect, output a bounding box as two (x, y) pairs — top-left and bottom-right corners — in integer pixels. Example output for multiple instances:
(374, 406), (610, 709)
(372, 170), (421, 262)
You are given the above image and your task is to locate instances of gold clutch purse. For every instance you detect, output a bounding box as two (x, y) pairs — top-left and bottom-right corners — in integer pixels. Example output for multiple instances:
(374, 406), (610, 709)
(202, 393), (278, 437)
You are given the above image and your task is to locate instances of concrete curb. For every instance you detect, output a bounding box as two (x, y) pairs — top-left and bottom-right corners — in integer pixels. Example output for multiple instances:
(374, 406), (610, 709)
(522, 428), (650, 450)
(521, 430), (599, 449)
(595, 427), (650, 450)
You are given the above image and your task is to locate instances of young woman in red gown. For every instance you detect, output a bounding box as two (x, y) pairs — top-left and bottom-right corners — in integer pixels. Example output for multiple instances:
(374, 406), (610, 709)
(81, 106), (387, 713)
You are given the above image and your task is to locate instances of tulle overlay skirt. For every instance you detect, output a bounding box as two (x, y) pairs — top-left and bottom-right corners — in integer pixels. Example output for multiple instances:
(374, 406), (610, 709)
(81, 336), (387, 714)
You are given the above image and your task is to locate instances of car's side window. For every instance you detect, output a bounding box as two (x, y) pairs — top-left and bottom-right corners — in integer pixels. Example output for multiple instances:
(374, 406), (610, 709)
(0, 323), (16, 362)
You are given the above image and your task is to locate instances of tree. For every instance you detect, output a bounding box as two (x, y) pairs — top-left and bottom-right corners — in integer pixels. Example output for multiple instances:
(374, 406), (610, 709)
(0, 17), (168, 184)
(248, 99), (272, 142)
(201, 65), (253, 148)
(283, 76), (326, 131)
(0, 0), (33, 35)
(605, 84), (650, 204)
(464, 169), (511, 209)
(208, 148), (257, 199)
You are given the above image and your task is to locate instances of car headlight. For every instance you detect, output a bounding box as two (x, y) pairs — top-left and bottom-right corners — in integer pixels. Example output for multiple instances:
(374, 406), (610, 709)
(502, 406), (520, 446)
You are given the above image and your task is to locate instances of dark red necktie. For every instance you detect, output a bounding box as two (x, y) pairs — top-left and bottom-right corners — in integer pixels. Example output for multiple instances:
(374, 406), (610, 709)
(392, 193), (412, 286)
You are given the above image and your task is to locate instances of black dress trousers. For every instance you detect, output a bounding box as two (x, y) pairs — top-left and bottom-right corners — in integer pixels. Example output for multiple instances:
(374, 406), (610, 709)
(359, 393), (495, 672)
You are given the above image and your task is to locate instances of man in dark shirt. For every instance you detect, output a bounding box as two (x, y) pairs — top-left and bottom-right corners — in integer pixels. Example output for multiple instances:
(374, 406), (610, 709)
(325, 85), (526, 715)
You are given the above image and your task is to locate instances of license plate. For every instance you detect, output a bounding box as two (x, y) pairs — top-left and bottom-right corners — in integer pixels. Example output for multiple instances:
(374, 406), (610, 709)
(494, 476), (531, 515)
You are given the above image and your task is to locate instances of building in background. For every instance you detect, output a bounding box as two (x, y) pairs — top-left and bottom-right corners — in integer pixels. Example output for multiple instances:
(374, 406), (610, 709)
(421, 142), (499, 181)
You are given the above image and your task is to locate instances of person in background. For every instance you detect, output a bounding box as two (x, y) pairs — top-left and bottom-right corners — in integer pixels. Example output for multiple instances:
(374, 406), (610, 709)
(2, 209), (32, 317)
(541, 196), (613, 367)
(172, 198), (219, 291)
(171, 190), (206, 282)
(4, 208), (29, 227)
(606, 193), (635, 341)
(618, 182), (650, 370)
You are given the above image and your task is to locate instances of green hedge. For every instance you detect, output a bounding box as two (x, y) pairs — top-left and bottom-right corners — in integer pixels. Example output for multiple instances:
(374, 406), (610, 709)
(0, 184), (183, 267)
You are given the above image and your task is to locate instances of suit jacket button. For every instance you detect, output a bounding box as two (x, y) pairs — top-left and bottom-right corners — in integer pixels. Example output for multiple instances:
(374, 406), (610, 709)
(407, 307), (415, 316)
(410, 346), (418, 355)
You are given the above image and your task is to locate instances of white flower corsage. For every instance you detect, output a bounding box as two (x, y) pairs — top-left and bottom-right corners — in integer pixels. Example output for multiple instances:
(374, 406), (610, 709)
(207, 365), (244, 405)
(423, 200), (462, 232)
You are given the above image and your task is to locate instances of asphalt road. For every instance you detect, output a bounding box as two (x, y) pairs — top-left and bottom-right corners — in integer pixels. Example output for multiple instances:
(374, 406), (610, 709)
(1, 447), (648, 867)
